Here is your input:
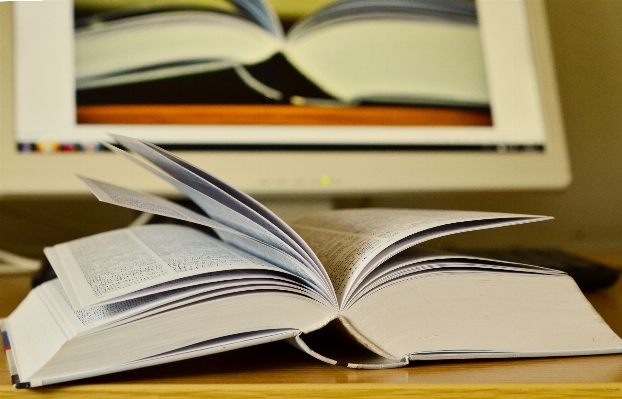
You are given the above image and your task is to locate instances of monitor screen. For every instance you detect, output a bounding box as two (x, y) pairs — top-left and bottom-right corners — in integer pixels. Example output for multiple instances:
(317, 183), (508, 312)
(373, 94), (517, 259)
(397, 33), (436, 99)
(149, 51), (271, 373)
(0, 0), (570, 197)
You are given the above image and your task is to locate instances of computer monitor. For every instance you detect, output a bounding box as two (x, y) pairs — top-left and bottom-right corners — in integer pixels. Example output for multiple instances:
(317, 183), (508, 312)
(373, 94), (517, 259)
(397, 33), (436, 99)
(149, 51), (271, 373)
(0, 0), (570, 198)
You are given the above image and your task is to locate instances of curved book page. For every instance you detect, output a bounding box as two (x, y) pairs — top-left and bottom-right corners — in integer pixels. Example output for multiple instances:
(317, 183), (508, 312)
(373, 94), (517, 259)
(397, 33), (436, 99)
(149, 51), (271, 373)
(288, 208), (550, 306)
(288, 0), (479, 41)
(77, 176), (333, 302)
(112, 135), (321, 268)
(45, 224), (328, 310)
(344, 248), (563, 309)
(101, 142), (312, 270)
(110, 135), (335, 304)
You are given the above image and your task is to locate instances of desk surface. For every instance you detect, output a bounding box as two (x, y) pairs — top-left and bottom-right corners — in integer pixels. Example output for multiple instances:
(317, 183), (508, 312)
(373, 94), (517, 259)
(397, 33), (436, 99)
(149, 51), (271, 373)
(2, 250), (622, 398)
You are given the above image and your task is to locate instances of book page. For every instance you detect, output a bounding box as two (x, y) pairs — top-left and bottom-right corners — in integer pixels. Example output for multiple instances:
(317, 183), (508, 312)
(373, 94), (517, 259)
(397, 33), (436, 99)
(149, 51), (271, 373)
(108, 137), (325, 273)
(46, 224), (291, 309)
(38, 272), (324, 334)
(289, 209), (548, 306)
(98, 269), (292, 305)
(79, 176), (325, 289)
(108, 135), (335, 304)
(101, 142), (313, 270)
(344, 248), (563, 308)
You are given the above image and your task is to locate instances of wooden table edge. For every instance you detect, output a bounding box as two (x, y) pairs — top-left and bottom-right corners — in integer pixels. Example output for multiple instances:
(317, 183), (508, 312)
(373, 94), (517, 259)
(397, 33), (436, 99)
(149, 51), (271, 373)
(2, 382), (622, 398)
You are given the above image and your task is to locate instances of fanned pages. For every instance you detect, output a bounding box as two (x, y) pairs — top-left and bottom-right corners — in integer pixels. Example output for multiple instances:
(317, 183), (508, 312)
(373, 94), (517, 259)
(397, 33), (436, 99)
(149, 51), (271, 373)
(3, 135), (621, 388)
(105, 137), (327, 283)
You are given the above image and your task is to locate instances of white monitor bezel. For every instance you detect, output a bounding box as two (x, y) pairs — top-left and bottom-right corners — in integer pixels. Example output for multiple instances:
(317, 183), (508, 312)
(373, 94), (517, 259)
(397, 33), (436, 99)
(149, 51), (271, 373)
(0, 0), (571, 197)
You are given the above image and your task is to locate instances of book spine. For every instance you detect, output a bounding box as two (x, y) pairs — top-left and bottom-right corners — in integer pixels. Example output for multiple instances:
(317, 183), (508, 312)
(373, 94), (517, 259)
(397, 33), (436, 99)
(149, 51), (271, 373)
(0, 319), (30, 389)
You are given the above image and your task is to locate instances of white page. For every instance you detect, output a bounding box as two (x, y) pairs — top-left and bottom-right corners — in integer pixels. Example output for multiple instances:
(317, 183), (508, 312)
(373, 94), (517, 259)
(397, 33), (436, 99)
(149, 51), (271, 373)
(46, 224), (295, 309)
(289, 209), (549, 306)
(92, 283), (325, 333)
(342, 216), (555, 303)
(79, 175), (239, 235)
(97, 269), (296, 304)
(101, 142), (312, 270)
(363, 248), (560, 286)
(110, 136), (311, 261)
(38, 275), (321, 334)
(345, 249), (563, 308)
(79, 176), (326, 291)
(110, 135), (331, 291)
(348, 263), (552, 308)
(138, 140), (328, 282)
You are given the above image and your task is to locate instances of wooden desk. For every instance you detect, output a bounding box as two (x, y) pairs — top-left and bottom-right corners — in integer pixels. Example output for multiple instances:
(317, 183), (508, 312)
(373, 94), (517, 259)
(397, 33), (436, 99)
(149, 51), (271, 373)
(2, 251), (622, 398)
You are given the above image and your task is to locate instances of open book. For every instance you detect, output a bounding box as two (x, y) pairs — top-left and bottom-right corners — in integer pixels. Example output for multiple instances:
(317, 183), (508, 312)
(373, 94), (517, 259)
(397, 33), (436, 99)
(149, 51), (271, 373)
(3, 135), (621, 388)
(76, 0), (489, 107)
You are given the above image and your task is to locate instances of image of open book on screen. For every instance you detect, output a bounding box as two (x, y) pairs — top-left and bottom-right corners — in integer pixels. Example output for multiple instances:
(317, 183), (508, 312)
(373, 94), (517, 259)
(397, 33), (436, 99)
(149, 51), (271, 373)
(75, 0), (492, 126)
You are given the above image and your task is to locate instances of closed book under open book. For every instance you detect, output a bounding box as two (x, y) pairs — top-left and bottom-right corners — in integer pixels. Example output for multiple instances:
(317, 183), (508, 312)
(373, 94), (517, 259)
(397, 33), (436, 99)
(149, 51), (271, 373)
(3, 135), (621, 388)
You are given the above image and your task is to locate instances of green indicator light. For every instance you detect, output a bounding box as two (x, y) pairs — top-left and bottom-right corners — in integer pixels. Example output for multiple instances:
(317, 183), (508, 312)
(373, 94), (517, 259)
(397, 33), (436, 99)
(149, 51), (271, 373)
(320, 176), (330, 186)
